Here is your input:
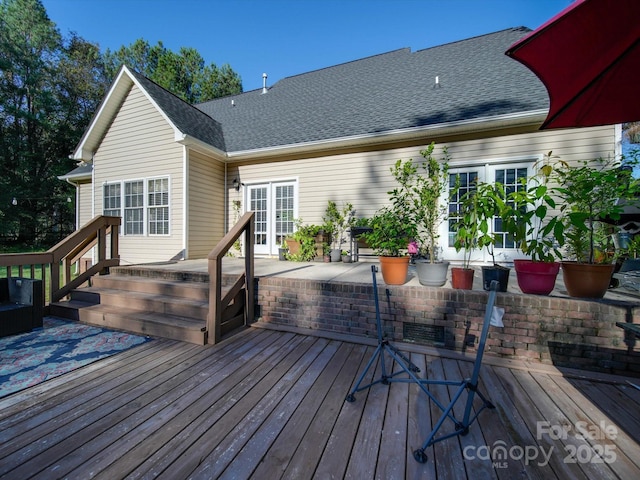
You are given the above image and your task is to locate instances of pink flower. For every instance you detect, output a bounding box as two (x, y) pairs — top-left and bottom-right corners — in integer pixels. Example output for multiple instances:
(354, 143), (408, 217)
(408, 240), (419, 255)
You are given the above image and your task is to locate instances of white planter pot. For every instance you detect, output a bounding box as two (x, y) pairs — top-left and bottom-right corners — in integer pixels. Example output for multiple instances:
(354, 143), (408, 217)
(415, 260), (450, 287)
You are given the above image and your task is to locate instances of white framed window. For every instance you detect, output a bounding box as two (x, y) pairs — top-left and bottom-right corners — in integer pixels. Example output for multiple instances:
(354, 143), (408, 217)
(443, 159), (537, 262)
(124, 180), (144, 235)
(148, 177), (169, 235)
(103, 183), (121, 217)
(102, 176), (170, 236)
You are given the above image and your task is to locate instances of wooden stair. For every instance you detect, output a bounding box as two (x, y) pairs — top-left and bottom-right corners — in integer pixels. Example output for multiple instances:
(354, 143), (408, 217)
(49, 273), (241, 345)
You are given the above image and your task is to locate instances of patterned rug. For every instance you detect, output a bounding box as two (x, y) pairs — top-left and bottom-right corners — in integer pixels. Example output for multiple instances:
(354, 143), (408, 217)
(0, 317), (150, 398)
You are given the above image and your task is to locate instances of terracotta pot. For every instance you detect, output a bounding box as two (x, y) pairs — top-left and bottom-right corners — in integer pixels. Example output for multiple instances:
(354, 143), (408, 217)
(561, 262), (615, 298)
(514, 259), (560, 295)
(379, 256), (409, 285)
(451, 267), (474, 290)
(285, 239), (300, 255)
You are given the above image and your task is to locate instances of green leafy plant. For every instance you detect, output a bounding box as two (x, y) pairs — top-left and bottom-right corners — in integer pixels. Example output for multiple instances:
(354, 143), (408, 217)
(551, 153), (640, 264)
(322, 201), (355, 251)
(502, 153), (564, 262)
(364, 207), (416, 257)
(287, 223), (323, 261)
(454, 181), (507, 267)
(388, 142), (450, 263)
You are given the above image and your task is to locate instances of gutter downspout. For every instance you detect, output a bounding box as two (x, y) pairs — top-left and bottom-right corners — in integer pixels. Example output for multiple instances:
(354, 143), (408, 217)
(224, 162), (228, 234)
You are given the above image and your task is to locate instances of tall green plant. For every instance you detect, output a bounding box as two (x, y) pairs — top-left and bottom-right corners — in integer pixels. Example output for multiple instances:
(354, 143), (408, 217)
(389, 143), (450, 263)
(502, 154), (564, 262)
(551, 154), (640, 264)
(322, 200), (355, 251)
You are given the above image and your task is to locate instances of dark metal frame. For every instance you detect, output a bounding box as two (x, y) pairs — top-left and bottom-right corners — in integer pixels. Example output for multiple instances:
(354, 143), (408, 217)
(345, 265), (496, 464)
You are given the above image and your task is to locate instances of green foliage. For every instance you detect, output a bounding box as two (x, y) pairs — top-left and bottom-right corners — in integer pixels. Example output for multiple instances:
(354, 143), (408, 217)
(103, 39), (243, 103)
(287, 223), (323, 262)
(322, 200), (355, 250)
(454, 181), (506, 266)
(551, 152), (640, 264)
(387, 142), (450, 262)
(502, 153), (564, 262)
(0, 0), (103, 248)
(364, 207), (416, 257)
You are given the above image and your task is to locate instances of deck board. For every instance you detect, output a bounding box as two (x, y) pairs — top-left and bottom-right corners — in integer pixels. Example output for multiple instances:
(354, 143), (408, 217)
(1, 327), (640, 480)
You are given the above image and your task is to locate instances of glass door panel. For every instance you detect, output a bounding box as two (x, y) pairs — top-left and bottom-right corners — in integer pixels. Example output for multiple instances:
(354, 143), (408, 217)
(248, 186), (269, 255)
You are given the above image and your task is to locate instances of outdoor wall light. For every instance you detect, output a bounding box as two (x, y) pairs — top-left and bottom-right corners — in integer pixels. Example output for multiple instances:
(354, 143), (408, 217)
(233, 178), (241, 191)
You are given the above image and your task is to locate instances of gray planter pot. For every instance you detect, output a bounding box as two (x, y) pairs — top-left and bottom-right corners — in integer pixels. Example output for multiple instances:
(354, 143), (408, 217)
(415, 260), (450, 287)
(330, 249), (342, 262)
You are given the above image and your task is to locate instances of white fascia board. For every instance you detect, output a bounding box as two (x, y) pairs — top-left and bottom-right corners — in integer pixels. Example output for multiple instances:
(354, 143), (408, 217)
(71, 67), (133, 161)
(176, 133), (227, 161)
(226, 110), (549, 162)
(124, 66), (185, 141)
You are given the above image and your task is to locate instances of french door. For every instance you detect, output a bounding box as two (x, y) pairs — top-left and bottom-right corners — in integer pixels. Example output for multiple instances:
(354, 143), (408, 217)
(247, 181), (297, 256)
(442, 162), (531, 262)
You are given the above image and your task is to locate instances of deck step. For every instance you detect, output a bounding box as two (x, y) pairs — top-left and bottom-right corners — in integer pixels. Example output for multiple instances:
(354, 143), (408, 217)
(49, 274), (226, 345)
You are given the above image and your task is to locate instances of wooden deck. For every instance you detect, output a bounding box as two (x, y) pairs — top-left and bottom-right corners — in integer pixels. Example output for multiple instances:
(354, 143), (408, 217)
(1, 325), (640, 479)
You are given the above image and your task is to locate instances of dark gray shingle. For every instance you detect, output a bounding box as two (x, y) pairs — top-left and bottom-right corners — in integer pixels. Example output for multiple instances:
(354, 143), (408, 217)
(195, 27), (547, 153)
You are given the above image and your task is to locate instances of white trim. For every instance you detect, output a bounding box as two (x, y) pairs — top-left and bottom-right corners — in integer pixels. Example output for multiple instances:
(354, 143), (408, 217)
(447, 153), (543, 169)
(183, 146), (188, 259)
(226, 110), (549, 161)
(72, 68), (133, 161)
(615, 123), (623, 158)
(102, 175), (171, 237)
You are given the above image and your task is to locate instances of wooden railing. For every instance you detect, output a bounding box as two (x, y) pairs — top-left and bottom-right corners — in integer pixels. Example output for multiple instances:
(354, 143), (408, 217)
(207, 211), (255, 344)
(0, 215), (121, 308)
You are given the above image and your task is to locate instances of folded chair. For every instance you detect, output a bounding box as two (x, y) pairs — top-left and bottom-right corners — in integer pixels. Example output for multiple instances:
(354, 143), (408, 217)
(345, 265), (497, 464)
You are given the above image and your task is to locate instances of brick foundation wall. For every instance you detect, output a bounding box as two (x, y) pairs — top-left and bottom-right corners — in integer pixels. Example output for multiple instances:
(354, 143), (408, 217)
(255, 277), (640, 377)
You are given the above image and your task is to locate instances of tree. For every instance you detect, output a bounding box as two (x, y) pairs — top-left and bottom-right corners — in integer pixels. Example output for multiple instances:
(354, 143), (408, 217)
(0, 0), (107, 249)
(103, 39), (242, 103)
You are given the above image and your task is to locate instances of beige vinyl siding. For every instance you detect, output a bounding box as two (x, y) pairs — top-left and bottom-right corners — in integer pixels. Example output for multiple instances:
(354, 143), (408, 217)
(230, 124), (616, 232)
(187, 149), (225, 258)
(93, 84), (185, 265)
(77, 181), (93, 228)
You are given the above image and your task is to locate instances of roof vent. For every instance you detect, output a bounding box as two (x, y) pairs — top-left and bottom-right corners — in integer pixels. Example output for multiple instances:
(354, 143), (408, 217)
(262, 73), (268, 94)
(434, 76), (441, 88)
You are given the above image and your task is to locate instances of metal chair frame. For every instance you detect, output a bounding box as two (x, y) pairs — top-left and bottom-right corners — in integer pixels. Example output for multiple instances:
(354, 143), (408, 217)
(345, 265), (496, 464)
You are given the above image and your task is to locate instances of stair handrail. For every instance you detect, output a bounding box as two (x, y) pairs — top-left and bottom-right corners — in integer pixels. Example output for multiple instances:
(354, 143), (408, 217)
(0, 215), (121, 306)
(207, 211), (254, 344)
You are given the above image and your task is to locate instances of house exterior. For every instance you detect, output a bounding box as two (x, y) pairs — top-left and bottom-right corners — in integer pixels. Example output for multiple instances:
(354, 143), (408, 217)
(60, 27), (620, 266)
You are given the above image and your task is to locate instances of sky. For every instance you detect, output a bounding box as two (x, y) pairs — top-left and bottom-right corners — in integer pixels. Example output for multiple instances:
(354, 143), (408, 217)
(41, 0), (573, 92)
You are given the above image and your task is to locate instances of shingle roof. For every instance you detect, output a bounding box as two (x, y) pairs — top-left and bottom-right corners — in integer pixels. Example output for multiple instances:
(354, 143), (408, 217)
(128, 70), (227, 151)
(194, 27), (548, 153)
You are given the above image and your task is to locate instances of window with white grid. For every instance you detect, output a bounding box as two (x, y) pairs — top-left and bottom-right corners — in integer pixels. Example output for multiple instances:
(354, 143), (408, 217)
(148, 178), (169, 235)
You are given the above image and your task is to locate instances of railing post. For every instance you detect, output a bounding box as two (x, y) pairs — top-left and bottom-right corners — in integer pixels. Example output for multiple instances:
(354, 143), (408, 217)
(110, 223), (120, 263)
(245, 217), (254, 325)
(98, 226), (106, 274)
(207, 256), (223, 344)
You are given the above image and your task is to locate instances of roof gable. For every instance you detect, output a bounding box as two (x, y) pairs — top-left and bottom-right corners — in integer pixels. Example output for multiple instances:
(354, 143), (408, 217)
(71, 66), (225, 161)
(70, 27), (548, 164)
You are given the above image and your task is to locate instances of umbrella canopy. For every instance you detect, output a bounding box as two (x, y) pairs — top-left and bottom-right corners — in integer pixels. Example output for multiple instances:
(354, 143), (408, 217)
(506, 0), (640, 129)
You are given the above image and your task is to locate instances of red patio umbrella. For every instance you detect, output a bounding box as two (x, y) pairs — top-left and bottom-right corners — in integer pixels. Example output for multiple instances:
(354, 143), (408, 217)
(506, 0), (640, 130)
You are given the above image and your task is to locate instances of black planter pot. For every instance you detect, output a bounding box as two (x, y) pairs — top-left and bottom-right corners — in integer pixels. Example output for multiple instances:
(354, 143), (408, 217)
(481, 265), (510, 292)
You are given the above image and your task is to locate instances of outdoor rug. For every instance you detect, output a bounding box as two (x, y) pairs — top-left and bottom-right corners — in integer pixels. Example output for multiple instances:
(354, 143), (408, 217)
(0, 317), (150, 398)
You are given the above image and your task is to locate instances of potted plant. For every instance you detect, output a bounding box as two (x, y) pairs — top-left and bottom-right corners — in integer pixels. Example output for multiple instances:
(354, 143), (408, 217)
(323, 200), (356, 263)
(391, 143), (451, 287)
(278, 241), (288, 261)
(341, 250), (352, 263)
(451, 186), (480, 289)
(503, 154), (564, 295)
(363, 207), (416, 284)
(551, 154), (640, 298)
(461, 181), (511, 292)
